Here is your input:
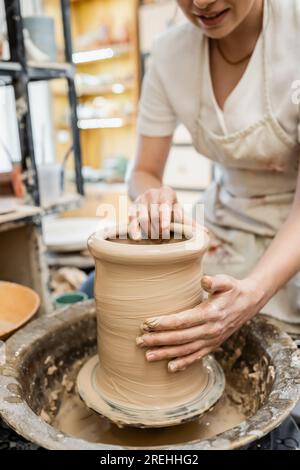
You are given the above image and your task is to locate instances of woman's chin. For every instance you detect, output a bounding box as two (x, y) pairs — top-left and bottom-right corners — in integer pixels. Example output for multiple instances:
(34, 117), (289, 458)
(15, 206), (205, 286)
(194, 21), (237, 40)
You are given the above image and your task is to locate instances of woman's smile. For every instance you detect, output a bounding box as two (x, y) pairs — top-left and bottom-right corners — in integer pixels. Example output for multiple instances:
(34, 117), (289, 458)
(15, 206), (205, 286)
(177, 1), (262, 39)
(193, 7), (231, 29)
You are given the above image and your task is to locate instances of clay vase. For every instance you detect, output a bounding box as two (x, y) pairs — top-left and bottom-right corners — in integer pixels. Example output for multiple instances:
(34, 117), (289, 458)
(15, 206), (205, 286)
(78, 223), (225, 427)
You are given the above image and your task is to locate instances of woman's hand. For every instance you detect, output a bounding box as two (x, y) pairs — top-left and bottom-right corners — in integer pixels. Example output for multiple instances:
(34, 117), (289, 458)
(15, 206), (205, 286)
(128, 186), (187, 240)
(136, 274), (267, 372)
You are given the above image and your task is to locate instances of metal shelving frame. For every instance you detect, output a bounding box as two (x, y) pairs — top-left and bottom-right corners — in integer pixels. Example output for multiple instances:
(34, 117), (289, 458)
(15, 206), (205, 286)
(1, 0), (84, 206)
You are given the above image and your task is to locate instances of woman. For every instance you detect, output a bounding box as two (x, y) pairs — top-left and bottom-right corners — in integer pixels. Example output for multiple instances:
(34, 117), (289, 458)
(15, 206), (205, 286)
(129, 0), (300, 375)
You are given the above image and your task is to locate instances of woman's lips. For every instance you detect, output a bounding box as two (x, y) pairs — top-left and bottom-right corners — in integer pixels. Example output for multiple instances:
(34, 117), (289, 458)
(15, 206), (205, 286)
(195, 8), (230, 28)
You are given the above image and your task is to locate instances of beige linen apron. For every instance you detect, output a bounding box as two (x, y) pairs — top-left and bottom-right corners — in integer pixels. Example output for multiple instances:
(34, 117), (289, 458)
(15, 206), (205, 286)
(192, 2), (300, 322)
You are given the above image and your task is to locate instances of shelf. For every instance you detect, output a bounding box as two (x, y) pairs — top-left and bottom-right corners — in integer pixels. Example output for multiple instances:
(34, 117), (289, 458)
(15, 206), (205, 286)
(0, 198), (41, 233)
(0, 61), (22, 77)
(2, 1), (84, 212)
(77, 116), (135, 130)
(0, 60), (75, 81)
(77, 82), (134, 97)
(53, 81), (134, 98)
(0, 61), (22, 72)
(73, 44), (133, 65)
(27, 61), (75, 81)
(67, 0), (139, 168)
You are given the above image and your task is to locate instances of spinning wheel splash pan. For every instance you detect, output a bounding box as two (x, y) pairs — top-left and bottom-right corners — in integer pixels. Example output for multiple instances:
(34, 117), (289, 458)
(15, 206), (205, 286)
(0, 301), (300, 450)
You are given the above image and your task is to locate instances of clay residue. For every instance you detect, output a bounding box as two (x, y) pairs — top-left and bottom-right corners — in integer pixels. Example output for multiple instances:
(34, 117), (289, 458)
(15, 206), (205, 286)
(52, 387), (245, 446)
(37, 310), (275, 448)
(215, 333), (275, 417)
(41, 354), (250, 448)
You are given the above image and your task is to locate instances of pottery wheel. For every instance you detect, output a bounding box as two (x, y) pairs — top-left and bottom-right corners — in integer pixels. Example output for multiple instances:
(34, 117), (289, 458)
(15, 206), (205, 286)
(77, 355), (225, 428)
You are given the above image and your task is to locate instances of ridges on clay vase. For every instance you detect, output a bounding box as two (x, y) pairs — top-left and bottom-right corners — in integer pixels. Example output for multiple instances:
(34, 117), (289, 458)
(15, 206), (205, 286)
(77, 223), (225, 428)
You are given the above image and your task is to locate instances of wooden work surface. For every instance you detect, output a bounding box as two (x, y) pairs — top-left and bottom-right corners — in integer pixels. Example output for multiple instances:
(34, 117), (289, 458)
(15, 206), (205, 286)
(0, 197), (41, 228)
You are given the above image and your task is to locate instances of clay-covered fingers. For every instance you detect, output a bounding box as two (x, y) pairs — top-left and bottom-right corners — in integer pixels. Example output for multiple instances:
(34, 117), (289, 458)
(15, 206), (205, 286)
(159, 203), (172, 239)
(172, 202), (184, 225)
(128, 197), (150, 239)
(168, 347), (213, 372)
(128, 187), (201, 241)
(128, 187), (182, 240)
(128, 207), (142, 240)
(143, 189), (161, 237)
(150, 203), (160, 238)
(172, 203), (195, 228)
(144, 339), (215, 363)
(141, 302), (220, 333)
(201, 274), (236, 295)
(151, 187), (176, 237)
(137, 323), (218, 348)
(158, 187), (176, 237)
(127, 187), (198, 240)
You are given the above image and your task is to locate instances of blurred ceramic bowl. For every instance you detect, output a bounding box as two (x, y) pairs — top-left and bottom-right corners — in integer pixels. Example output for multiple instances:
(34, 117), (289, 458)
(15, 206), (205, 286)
(0, 281), (40, 340)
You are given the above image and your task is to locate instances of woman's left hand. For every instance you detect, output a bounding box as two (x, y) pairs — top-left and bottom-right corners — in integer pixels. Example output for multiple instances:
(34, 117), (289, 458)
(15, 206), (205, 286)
(136, 274), (266, 372)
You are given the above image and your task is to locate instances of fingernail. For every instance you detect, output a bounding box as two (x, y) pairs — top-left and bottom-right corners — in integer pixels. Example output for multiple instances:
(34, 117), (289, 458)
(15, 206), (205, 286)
(136, 337), (145, 347)
(142, 318), (160, 331)
(168, 362), (178, 372)
(146, 352), (156, 361)
(131, 232), (141, 241)
(141, 323), (150, 332)
(202, 276), (212, 289)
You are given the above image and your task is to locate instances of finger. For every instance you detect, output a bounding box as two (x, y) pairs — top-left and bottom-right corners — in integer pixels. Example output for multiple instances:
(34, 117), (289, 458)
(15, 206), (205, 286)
(128, 204), (142, 240)
(128, 218), (142, 241)
(172, 204), (197, 239)
(141, 304), (213, 332)
(173, 202), (184, 225)
(146, 190), (163, 238)
(182, 213), (196, 227)
(168, 347), (212, 372)
(145, 339), (214, 362)
(159, 203), (172, 239)
(158, 185), (177, 232)
(201, 274), (236, 294)
(137, 323), (218, 348)
(128, 204), (137, 222)
(149, 203), (160, 239)
(136, 202), (151, 238)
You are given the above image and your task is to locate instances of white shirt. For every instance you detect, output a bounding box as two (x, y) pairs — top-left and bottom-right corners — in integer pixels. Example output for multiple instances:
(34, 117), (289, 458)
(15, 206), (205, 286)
(137, 0), (300, 148)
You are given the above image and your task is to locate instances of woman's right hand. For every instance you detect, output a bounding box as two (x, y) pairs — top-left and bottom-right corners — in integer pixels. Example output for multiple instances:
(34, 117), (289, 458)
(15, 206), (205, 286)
(128, 186), (185, 240)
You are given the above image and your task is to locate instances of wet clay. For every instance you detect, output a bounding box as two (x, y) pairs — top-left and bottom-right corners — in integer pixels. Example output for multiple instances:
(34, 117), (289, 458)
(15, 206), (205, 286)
(84, 224), (213, 411)
(53, 388), (245, 446)
(77, 353), (225, 428)
(33, 310), (286, 449)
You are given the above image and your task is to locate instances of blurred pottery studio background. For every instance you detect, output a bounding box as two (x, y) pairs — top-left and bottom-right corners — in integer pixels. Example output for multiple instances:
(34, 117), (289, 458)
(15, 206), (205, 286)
(0, 0), (212, 323)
